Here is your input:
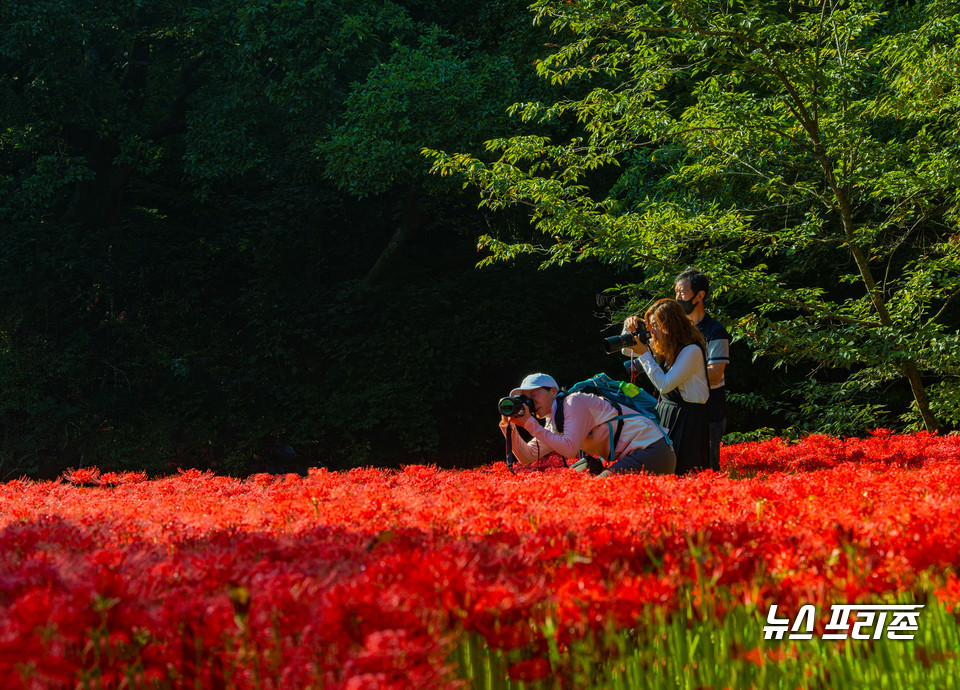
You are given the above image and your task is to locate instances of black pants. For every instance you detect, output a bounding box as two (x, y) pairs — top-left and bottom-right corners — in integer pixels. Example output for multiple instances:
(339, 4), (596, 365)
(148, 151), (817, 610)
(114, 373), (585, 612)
(571, 437), (676, 476)
(602, 436), (676, 476)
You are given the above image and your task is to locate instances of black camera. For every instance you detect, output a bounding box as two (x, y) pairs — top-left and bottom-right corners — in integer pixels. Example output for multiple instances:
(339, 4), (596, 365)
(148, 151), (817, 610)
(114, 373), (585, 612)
(602, 325), (650, 353)
(498, 394), (535, 418)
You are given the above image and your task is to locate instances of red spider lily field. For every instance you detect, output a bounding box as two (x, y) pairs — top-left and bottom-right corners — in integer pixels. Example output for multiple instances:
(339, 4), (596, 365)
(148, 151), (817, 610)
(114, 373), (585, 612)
(3, 431), (960, 688)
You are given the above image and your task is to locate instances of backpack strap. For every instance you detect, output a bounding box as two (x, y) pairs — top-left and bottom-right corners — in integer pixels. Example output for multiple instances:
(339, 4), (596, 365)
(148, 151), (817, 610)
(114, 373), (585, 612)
(557, 388), (670, 465)
(600, 411), (673, 463)
(552, 391), (570, 467)
(562, 389), (626, 463)
(607, 398), (626, 457)
(553, 391), (568, 433)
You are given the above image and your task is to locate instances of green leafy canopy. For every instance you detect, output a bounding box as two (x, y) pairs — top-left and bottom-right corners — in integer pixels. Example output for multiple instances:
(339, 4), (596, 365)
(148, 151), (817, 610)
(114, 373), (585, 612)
(425, 0), (960, 432)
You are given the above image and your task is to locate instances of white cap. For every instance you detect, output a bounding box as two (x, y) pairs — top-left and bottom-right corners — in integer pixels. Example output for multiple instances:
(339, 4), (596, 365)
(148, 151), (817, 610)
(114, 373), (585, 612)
(510, 373), (559, 397)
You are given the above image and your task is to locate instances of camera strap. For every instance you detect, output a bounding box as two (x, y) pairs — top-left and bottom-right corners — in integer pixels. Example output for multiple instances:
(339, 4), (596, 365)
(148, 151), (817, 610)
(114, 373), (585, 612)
(504, 423), (518, 474)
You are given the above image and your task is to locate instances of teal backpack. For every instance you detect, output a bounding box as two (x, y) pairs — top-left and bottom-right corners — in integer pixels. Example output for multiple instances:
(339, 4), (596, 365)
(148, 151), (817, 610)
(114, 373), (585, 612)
(554, 373), (669, 464)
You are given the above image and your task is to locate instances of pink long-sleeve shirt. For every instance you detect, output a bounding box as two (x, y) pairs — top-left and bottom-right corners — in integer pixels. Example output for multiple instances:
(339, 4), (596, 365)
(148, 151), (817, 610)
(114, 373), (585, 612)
(503, 392), (665, 463)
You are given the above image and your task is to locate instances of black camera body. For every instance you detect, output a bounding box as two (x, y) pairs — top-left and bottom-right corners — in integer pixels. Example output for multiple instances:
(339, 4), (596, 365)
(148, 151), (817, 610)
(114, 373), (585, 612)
(498, 394), (535, 418)
(602, 325), (650, 354)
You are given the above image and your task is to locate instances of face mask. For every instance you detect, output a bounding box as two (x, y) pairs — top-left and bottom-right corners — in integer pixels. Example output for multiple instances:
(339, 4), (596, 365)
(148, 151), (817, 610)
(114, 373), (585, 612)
(677, 298), (696, 315)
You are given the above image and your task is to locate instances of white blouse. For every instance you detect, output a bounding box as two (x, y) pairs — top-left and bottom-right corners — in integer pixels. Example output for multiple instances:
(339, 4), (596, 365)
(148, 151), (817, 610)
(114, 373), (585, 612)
(634, 344), (709, 404)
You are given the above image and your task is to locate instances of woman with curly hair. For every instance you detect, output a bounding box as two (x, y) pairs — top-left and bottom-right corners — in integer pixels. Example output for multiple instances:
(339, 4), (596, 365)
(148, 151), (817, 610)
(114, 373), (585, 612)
(623, 298), (710, 475)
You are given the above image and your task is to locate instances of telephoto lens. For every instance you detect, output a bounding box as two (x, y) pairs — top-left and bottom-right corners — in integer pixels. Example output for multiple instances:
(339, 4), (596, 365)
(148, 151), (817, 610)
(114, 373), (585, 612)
(603, 333), (637, 354)
(602, 325), (649, 353)
(498, 395), (532, 418)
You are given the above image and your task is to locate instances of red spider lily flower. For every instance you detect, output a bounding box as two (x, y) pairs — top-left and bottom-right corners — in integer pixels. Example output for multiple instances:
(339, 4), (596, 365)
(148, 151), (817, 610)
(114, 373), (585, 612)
(507, 656), (551, 682)
(1, 432), (959, 686)
(62, 467), (101, 486)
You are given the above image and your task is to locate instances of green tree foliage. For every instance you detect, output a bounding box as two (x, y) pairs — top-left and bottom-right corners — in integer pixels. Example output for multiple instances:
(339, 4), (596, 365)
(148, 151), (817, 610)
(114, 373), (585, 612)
(426, 0), (960, 433)
(1, 0), (611, 477)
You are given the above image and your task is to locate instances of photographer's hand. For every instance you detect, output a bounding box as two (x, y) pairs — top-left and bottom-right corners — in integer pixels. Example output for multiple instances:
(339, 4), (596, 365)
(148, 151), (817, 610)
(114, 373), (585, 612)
(501, 408), (537, 435)
(500, 414), (535, 465)
(623, 315), (649, 354)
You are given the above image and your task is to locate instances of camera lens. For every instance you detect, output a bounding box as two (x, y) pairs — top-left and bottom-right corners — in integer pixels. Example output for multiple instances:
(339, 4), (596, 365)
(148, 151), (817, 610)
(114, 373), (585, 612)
(498, 396), (519, 417)
(602, 333), (636, 354)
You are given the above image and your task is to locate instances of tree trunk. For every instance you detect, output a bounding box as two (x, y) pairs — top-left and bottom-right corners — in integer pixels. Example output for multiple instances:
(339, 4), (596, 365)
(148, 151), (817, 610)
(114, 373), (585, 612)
(902, 362), (939, 432)
(359, 191), (430, 289)
(62, 51), (208, 229)
(839, 200), (941, 432)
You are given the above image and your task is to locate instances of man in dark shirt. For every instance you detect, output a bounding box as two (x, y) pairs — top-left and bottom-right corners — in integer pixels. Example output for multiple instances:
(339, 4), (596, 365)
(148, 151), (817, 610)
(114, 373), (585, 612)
(674, 268), (730, 472)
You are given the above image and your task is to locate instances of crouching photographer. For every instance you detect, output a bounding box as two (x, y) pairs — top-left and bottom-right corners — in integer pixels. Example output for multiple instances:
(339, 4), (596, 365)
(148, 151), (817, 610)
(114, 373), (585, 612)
(498, 373), (675, 476)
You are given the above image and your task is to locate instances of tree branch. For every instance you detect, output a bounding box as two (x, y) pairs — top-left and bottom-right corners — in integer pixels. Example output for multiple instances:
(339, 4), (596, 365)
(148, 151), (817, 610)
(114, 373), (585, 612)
(146, 52), (209, 141)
